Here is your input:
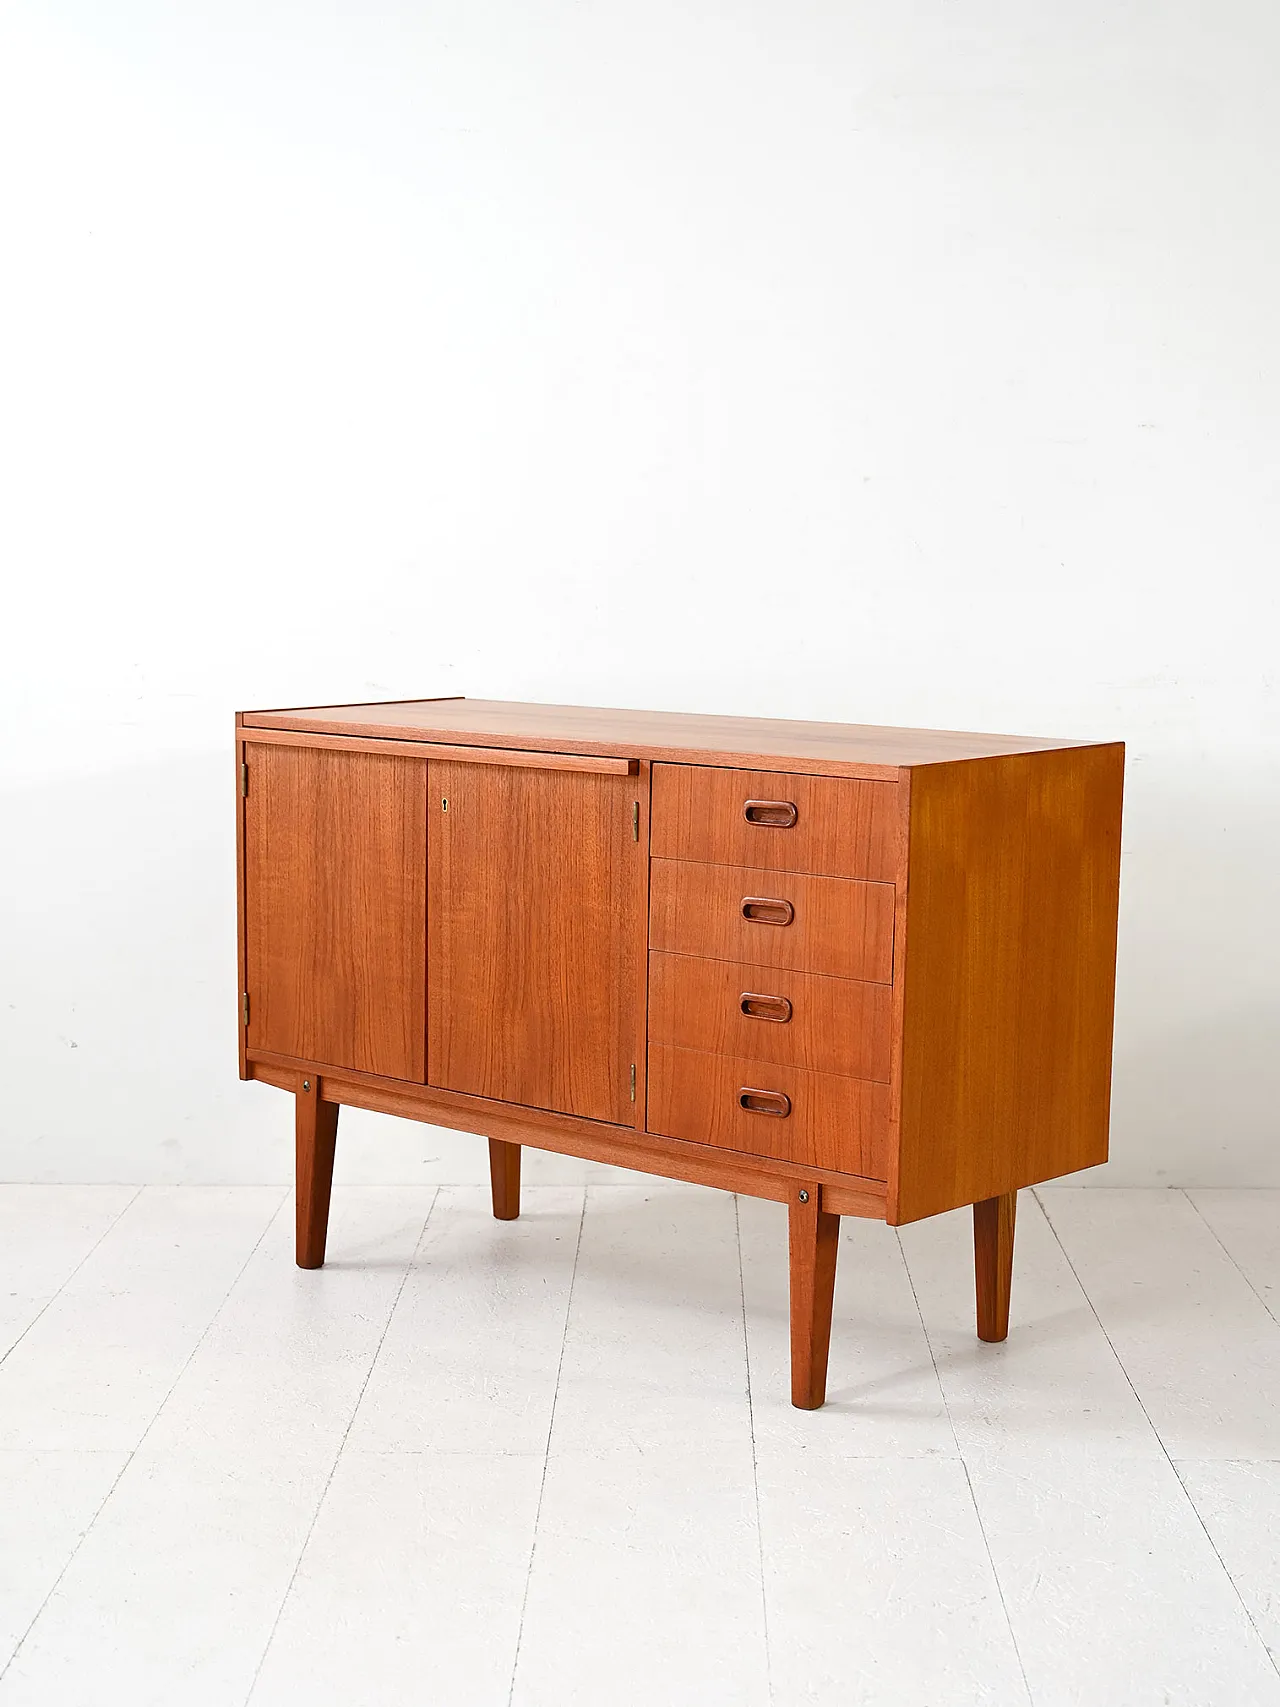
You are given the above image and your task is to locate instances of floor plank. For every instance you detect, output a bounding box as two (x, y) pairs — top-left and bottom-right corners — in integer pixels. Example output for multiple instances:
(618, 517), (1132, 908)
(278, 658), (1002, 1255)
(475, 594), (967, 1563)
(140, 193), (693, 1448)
(250, 1450), (544, 1707)
(1186, 1190), (1280, 1326)
(348, 1186), (584, 1454)
(1177, 1461), (1280, 1672)
(548, 1185), (751, 1456)
(0, 1187), (282, 1452)
(900, 1194), (1163, 1461)
(0, 1190), (431, 1706)
(0, 1450), (128, 1673)
(970, 1453), (1280, 1707)
(1038, 1189), (1280, 1460)
(0, 1186), (138, 1362)
(760, 1454), (1029, 1707)
(511, 1445), (769, 1707)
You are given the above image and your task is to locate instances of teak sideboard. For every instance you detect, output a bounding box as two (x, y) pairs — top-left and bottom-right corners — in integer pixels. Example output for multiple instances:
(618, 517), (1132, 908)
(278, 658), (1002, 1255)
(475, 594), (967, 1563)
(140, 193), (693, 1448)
(235, 698), (1124, 1409)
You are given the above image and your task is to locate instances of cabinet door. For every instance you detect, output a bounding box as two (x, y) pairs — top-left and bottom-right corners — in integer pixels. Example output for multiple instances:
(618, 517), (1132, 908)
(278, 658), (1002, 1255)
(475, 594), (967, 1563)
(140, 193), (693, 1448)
(427, 761), (643, 1123)
(243, 742), (427, 1081)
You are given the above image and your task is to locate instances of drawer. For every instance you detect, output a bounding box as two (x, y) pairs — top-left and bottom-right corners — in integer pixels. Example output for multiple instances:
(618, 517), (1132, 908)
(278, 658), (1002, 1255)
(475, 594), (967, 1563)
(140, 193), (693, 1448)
(649, 952), (892, 1082)
(651, 764), (899, 881)
(647, 1044), (890, 1180)
(649, 859), (894, 983)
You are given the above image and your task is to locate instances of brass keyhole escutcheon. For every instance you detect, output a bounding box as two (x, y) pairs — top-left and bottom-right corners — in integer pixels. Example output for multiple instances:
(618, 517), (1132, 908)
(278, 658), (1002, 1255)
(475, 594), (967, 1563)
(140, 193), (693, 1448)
(441, 798), (449, 812)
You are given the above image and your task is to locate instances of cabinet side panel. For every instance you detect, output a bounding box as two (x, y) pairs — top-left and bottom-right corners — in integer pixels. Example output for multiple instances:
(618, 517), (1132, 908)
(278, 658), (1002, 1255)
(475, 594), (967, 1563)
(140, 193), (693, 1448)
(892, 744), (1124, 1223)
(243, 743), (427, 1082)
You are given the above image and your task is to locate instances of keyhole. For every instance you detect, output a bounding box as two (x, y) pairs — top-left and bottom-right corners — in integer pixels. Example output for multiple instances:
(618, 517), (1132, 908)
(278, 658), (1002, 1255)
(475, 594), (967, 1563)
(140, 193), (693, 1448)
(441, 798), (449, 812)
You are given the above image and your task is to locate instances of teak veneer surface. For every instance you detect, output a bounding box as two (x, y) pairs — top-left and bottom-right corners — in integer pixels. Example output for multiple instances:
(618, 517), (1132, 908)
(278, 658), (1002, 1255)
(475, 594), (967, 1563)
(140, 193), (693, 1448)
(648, 952), (893, 1083)
(242, 742), (427, 1081)
(649, 859), (896, 984)
(892, 744), (1124, 1223)
(427, 759), (643, 1124)
(648, 1044), (890, 1179)
(651, 763), (899, 880)
(242, 697), (1100, 774)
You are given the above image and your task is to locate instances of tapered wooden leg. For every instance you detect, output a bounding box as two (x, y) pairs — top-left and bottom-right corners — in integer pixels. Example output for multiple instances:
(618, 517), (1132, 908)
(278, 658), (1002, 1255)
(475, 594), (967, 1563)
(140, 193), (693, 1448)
(488, 1138), (521, 1221)
(788, 1185), (840, 1409)
(296, 1075), (338, 1269)
(974, 1190), (1017, 1342)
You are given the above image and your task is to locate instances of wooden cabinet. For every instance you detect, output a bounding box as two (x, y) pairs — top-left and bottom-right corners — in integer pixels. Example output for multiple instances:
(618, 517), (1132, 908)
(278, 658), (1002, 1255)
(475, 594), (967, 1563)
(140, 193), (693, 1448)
(236, 699), (1124, 1409)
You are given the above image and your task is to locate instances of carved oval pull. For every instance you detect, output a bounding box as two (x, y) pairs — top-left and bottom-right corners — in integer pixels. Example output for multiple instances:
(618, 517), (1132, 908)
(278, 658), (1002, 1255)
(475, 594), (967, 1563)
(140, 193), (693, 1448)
(741, 896), (795, 927)
(743, 799), (798, 828)
(738, 1087), (792, 1117)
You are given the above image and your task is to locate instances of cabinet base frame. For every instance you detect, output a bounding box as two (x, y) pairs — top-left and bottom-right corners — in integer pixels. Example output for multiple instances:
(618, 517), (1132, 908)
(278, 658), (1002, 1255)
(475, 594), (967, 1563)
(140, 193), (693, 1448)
(248, 1053), (888, 1218)
(256, 1059), (1017, 1409)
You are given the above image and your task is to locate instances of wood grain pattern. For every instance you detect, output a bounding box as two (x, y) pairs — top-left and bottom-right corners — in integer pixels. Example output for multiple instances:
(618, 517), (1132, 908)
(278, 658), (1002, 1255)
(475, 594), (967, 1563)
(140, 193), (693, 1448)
(651, 764), (899, 880)
(974, 1191), (1016, 1341)
(243, 742), (427, 1081)
(647, 1044), (890, 1178)
(649, 859), (895, 984)
(296, 1074), (338, 1269)
(235, 718), (248, 1081)
(427, 760), (642, 1123)
(789, 1185), (840, 1409)
(238, 725), (637, 773)
(892, 744), (1125, 1224)
(242, 697), (1100, 776)
(488, 1139), (521, 1221)
(248, 1054), (889, 1213)
(631, 762), (653, 1133)
(648, 952), (892, 1082)
(883, 772), (913, 1239)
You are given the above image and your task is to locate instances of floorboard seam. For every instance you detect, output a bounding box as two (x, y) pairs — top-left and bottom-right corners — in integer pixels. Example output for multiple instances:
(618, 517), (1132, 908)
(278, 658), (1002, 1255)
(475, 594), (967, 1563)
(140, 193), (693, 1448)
(506, 1185), (587, 1707)
(239, 1185), (442, 1706)
(0, 1186), (144, 1373)
(896, 1225), (1035, 1707)
(1033, 1187), (1280, 1685)
(1183, 1189), (1280, 1330)
(0, 1184), (287, 1688)
(735, 1194), (773, 1705)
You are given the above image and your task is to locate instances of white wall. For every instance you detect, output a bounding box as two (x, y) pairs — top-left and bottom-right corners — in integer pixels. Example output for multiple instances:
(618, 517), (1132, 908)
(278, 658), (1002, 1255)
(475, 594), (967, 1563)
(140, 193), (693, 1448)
(2, 1), (1277, 1186)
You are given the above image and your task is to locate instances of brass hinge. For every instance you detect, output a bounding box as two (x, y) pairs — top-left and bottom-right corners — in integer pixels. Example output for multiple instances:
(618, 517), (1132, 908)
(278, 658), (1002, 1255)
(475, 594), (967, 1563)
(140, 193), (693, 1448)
(630, 1062), (637, 1102)
(241, 761), (248, 797)
(242, 991), (250, 1026)
(631, 801), (640, 842)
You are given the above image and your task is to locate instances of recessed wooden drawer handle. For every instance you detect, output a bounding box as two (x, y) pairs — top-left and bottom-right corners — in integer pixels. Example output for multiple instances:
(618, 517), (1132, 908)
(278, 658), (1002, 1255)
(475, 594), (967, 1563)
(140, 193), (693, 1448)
(740, 991), (793, 1023)
(743, 799), (798, 828)
(739, 1087), (792, 1117)
(741, 896), (794, 926)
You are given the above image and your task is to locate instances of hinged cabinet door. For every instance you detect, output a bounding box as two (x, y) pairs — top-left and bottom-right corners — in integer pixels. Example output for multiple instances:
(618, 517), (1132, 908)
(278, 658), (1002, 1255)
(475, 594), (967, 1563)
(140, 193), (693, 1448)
(427, 761), (643, 1123)
(242, 743), (427, 1081)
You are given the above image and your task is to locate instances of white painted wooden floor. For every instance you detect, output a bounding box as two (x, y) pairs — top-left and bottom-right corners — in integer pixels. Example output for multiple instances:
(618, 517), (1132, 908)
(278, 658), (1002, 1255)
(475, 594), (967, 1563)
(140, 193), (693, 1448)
(2, 1182), (1279, 1706)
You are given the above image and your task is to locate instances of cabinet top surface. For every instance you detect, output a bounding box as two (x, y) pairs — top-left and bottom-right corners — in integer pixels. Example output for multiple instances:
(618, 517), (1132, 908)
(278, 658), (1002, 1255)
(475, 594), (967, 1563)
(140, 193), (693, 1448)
(239, 697), (1114, 774)
(235, 696), (1119, 771)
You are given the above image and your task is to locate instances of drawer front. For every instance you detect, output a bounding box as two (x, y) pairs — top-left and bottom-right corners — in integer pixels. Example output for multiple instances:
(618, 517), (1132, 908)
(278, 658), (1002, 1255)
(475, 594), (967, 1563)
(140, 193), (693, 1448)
(647, 1044), (890, 1180)
(651, 764), (899, 881)
(649, 952), (892, 1082)
(649, 859), (894, 984)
